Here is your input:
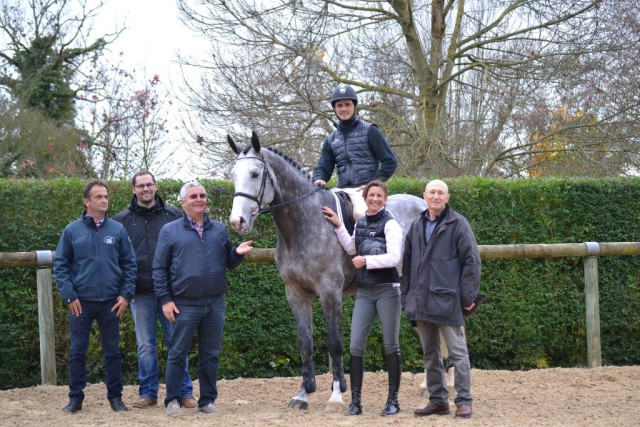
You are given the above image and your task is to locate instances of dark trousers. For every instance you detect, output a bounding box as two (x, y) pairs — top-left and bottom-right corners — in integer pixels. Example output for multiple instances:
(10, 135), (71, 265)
(68, 299), (123, 402)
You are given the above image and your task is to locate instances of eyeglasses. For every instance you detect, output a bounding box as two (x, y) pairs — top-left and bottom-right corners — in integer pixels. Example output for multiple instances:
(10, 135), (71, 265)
(188, 193), (207, 199)
(134, 183), (156, 189)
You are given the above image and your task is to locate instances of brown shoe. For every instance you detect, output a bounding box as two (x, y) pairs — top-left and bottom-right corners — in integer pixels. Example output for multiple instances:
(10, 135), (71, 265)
(182, 396), (197, 409)
(455, 403), (472, 418)
(132, 397), (157, 408)
(414, 402), (450, 416)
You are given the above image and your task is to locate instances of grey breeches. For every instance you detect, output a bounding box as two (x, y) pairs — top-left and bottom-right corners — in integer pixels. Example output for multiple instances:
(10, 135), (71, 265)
(349, 284), (401, 357)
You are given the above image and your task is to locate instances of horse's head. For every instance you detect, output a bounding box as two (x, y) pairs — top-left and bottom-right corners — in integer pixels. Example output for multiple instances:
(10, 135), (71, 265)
(228, 131), (275, 234)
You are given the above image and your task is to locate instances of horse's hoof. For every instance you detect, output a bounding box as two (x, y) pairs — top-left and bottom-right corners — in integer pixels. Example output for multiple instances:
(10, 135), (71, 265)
(288, 399), (309, 410)
(325, 400), (345, 412)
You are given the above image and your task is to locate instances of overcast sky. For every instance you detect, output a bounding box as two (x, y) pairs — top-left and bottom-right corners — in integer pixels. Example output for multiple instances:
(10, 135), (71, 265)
(95, 0), (200, 83)
(91, 0), (209, 179)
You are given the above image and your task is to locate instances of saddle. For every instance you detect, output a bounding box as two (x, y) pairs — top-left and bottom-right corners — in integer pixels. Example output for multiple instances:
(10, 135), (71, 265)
(334, 191), (356, 236)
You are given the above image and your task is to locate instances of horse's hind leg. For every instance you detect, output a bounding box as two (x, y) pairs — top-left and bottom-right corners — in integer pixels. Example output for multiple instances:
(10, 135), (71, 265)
(286, 288), (316, 410)
(319, 288), (346, 411)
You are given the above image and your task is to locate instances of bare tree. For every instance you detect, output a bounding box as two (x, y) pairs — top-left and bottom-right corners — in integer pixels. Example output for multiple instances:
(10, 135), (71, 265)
(176, 0), (640, 178)
(76, 61), (178, 180)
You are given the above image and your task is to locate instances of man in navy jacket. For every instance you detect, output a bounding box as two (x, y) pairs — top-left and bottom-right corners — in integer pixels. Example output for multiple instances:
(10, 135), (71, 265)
(53, 180), (137, 414)
(153, 181), (253, 417)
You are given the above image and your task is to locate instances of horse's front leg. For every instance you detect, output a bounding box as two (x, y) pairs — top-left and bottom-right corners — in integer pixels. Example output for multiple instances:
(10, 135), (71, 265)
(320, 288), (346, 411)
(286, 288), (316, 410)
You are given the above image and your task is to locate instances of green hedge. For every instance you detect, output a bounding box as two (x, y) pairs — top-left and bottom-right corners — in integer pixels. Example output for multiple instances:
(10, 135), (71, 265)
(1, 177), (639, 390)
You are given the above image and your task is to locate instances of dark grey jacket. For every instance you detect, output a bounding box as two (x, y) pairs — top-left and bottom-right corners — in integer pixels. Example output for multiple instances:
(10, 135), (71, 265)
(401, 205), (481, 326)
(113, 195), (181, 295)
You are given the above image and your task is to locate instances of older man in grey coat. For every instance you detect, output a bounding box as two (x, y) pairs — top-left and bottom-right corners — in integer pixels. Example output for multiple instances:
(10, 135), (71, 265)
(401, 179), (481, 419)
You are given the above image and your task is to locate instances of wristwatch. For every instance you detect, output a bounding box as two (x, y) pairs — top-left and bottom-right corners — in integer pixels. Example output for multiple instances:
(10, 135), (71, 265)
(362, 256), (366, 266)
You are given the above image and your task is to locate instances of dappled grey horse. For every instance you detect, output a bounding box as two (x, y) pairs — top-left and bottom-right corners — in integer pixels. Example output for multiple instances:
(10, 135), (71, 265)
(228, 132), (427, 410)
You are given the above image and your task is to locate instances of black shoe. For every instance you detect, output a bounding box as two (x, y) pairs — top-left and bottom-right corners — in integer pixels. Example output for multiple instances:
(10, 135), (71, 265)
(109, 398), (128, 412)
(62, 400), (82, 413)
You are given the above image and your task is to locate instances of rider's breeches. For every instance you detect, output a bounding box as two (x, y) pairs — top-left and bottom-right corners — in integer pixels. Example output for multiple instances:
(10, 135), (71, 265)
(349, 284), (401, 357)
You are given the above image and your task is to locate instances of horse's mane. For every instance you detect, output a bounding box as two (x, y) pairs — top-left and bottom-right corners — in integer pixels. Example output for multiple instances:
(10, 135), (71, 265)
(241, 145), (312, 182)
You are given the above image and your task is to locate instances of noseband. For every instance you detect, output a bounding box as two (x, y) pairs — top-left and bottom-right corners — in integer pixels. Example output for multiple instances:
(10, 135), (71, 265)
(233, 154), (322, 215)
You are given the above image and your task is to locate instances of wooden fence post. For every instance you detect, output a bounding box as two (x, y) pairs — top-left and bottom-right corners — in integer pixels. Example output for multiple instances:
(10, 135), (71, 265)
(36, 251), (57, 385)
(583, 243), (602, 368)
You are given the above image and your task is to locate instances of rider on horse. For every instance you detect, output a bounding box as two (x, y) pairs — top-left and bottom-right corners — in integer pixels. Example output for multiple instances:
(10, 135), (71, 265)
(312, 83), (398, 220)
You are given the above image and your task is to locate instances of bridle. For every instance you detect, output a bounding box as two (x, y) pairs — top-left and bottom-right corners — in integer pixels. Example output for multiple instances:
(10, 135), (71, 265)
(233, 154), (323, 215)
(233, 155), (273, 214)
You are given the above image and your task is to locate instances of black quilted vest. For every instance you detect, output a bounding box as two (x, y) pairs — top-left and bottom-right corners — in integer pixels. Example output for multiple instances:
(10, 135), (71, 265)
(354, 208), (401, 287)
(328, 117), (377, 187)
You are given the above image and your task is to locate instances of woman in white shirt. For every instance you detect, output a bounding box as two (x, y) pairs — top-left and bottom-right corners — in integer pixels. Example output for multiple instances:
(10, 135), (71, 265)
(322, 180), (403, 417)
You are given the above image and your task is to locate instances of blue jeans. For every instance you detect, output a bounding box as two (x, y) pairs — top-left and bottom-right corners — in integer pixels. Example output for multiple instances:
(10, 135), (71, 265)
(68, 299), (122, 402)
(164, 296), (226, 407)
(130, 293), (193, 401)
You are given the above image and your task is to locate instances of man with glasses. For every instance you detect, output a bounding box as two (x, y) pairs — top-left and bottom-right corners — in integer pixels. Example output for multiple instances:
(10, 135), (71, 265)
(153, 181), (253, 416)
(113, 171), (195, 409)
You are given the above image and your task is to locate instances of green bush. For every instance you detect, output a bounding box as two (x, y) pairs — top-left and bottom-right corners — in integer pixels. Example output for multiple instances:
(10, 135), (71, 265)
(1, 177), (639, 390)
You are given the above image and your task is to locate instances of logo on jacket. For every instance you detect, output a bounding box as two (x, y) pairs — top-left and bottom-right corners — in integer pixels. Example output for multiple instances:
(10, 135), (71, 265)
(103, 236), (116, 244)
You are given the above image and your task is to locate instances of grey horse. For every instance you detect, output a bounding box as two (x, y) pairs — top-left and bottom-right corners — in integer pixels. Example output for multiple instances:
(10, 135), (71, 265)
(227, 131), (427, 410)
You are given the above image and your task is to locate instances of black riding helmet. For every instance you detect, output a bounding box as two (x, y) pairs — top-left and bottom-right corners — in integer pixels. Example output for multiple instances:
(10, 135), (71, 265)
(330, 83), (358, 108)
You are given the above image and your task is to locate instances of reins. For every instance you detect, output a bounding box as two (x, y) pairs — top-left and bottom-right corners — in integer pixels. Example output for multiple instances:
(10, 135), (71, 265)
(260, 185), (323, 214)
(233, 154), (322, 215)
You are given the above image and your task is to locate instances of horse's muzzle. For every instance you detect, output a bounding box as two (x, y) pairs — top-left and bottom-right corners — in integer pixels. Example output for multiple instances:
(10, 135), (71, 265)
(230, 215), (251, 234)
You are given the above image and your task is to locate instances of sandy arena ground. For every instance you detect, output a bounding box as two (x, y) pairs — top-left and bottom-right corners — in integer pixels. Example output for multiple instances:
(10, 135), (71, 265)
(1, 366), (639, 426)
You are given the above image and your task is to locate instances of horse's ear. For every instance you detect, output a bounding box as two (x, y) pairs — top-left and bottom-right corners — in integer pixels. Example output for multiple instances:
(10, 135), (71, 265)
(251, 131), (261, 154)
(227, 134), (241, 155)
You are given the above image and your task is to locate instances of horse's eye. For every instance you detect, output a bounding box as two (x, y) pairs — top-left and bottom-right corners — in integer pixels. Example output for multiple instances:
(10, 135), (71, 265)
(251, 172), (259, 179)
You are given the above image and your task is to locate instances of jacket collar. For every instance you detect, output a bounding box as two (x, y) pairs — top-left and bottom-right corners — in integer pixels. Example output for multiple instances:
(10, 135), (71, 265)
(181, 212), (212, 229)
(420, 204), (450, 224)
(335, 115), (361, 132)
(365, 207), (387, 223)
(82, 210), (108, 227)
(129, 194), (166, 214)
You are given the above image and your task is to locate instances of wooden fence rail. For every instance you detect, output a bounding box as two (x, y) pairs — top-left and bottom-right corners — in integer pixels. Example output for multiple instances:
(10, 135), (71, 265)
(2, 242), (639, 385)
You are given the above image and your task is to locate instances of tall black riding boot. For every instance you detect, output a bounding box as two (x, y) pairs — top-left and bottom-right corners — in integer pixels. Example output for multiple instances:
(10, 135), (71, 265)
(381, 349), (402, 416)
(346, 356), (363, 415)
